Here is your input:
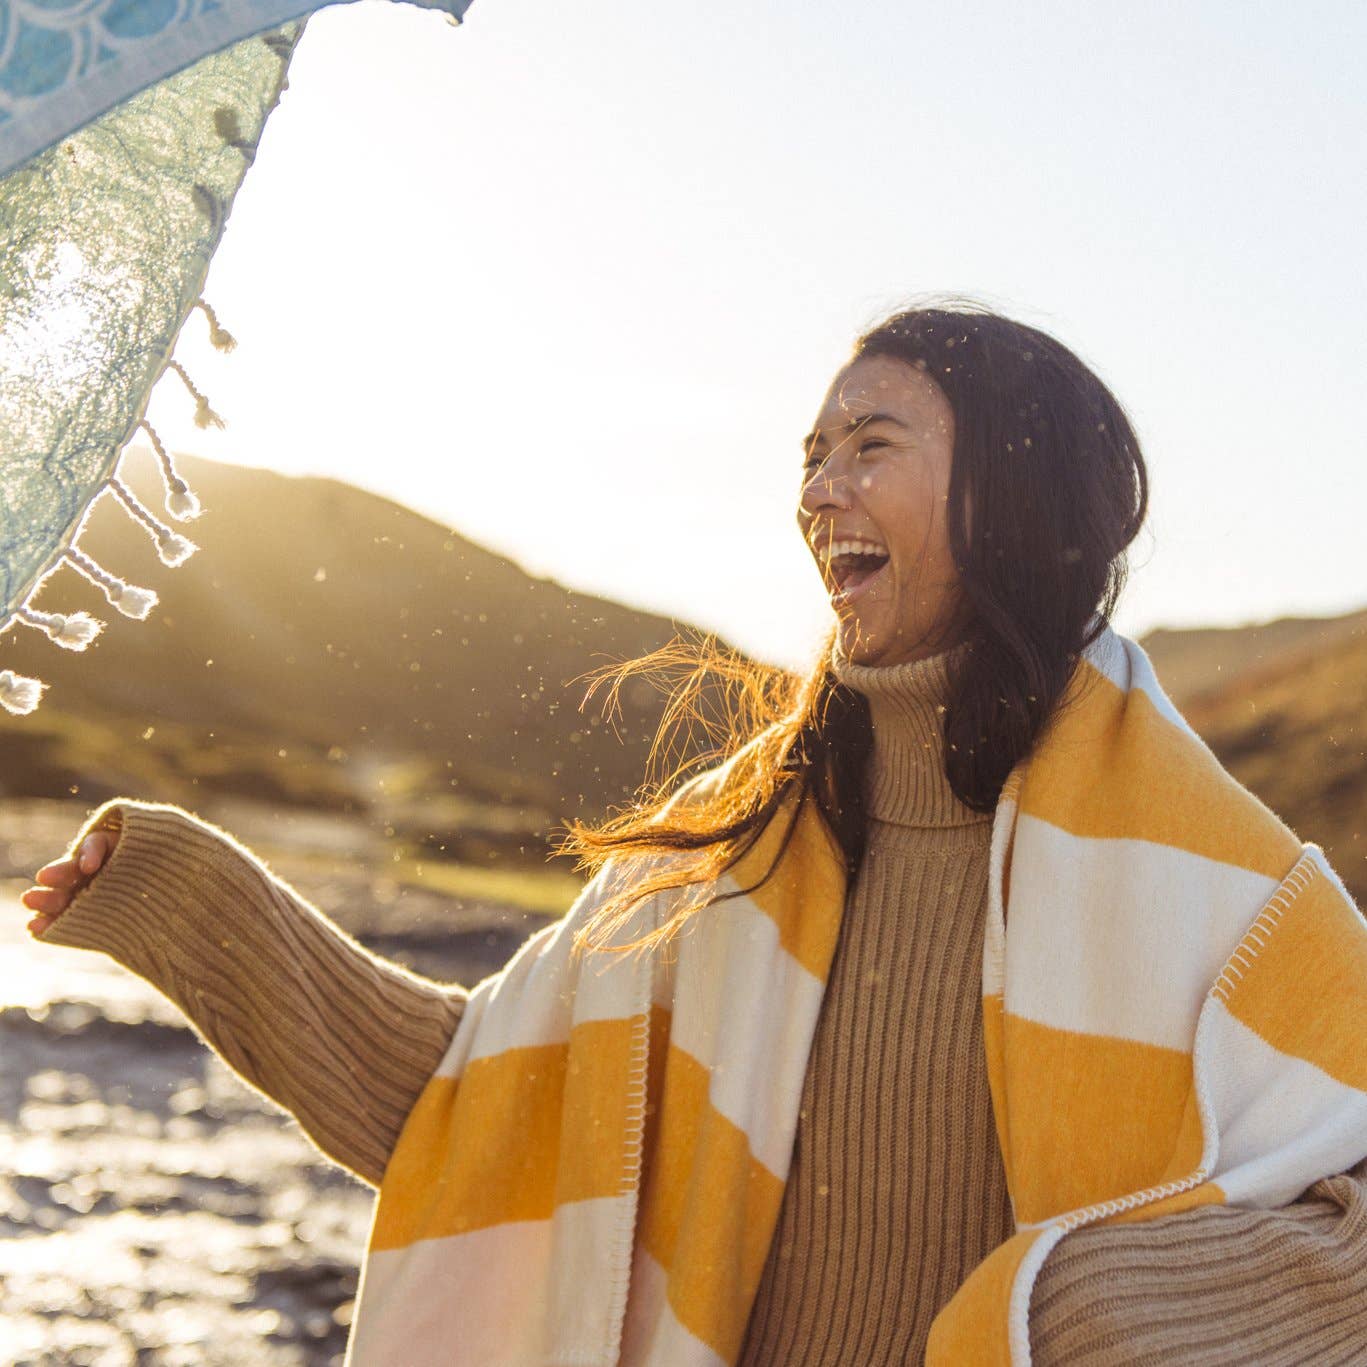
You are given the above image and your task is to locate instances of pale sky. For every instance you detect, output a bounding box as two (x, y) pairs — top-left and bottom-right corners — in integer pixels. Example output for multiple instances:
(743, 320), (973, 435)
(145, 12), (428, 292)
(142, 0), (1367, 670)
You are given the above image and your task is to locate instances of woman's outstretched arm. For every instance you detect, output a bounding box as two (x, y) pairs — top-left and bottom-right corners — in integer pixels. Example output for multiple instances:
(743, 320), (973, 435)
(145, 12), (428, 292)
(28, 798), (468, 1190)
(1029, 1157), (1367, 1365)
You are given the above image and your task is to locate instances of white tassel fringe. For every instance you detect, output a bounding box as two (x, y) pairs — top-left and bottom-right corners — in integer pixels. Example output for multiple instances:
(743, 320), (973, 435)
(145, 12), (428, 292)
(0, 669), (47, 715)
(16, 607), (105, 650)
(193, 394), (226, 431)
(157, 530), (199, 567)
(167, 480), (202, 519)
(167, 360), (226, 431)
(63, 547), (159, 620)
(194, 297), (238, 353)
(139, 420), (203, 521)
(53, 611), (103, 648)
(111, 583), (158, 619)
(109, 476), (198, 566)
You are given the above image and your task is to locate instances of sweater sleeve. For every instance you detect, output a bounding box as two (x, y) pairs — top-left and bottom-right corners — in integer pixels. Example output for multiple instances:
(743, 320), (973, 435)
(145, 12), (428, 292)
(35, 797), (468, 1190)
(1028, 1156), (1367, 1365)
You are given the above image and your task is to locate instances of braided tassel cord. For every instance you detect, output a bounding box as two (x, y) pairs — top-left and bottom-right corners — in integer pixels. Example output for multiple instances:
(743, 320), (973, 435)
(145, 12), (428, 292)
(194, 296), (238, 352)
(166, 359), (225, 430)
(62, 547), (158, 619)
(140, 420), (203, 520)
(109, 476), (199, 566)
(0, 669), (46, 715)
(14, 606), (105, 650)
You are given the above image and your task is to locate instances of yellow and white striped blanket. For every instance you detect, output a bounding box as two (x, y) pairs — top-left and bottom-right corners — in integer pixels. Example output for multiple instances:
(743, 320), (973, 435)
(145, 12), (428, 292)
(345, 625), (1367, 1366)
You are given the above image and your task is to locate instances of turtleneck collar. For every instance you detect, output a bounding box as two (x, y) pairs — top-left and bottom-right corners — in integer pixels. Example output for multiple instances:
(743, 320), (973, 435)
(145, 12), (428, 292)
(829, 638), (991, 828)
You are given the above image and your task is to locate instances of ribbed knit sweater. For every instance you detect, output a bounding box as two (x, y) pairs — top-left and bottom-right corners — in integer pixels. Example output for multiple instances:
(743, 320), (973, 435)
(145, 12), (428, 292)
(736, 647), (1011, 1364)
(38, 647), (1367, 1365)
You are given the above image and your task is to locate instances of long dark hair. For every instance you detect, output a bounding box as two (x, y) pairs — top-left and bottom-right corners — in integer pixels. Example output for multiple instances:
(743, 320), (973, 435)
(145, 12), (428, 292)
(560, 294), (1149, 953)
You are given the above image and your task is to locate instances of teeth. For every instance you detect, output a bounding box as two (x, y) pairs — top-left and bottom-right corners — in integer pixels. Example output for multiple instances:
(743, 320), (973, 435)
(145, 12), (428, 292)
(814, 537), (890, 567)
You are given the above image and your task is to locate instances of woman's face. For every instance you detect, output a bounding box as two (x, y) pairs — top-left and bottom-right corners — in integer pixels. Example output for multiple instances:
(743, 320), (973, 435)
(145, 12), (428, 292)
(797, 353), (969, 667)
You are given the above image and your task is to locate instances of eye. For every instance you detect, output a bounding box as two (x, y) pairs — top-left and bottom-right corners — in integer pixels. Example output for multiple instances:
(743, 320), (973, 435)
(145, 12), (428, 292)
(800, 435), (889, 476)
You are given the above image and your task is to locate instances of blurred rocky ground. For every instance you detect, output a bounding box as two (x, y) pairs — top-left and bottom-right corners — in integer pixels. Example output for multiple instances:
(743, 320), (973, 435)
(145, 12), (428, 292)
(0, 798), (549, 1367)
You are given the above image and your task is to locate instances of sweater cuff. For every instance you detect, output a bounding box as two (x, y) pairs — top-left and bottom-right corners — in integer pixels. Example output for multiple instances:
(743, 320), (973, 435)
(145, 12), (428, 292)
(38, 798), (224, 974)
(1028, 1170), (1367, 1365)
(36, 795), (469, 1188)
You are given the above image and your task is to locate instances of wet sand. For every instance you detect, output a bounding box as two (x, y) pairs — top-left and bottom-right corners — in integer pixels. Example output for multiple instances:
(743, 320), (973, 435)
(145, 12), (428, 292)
(0, 799), (545, 1366)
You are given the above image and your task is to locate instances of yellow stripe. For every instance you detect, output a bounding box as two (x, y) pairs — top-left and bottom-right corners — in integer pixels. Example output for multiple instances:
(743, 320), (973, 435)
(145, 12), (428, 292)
(1220, 869), (1367, 1092)
(370, 1018), (641, 1253)
(557, 1016), (643, 1205)
(731, 789), (847, 981)
(925, 1228), (1046, 1365)
(1002, 1014), (1198, 1225)
(636, 1036), (785, 1363)
(1021, 660), (1300, 880)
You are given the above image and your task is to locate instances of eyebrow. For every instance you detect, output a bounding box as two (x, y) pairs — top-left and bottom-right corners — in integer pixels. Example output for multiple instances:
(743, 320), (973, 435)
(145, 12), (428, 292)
(801, 410), (909, 453)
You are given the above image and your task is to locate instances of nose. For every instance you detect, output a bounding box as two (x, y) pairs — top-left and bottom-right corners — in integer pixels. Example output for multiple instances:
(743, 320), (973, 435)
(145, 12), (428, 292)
(797, 454), (854, 529)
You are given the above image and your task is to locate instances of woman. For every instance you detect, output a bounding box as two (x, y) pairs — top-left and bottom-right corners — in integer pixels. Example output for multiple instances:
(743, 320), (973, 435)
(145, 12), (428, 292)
(24, 299), (1367, 1365)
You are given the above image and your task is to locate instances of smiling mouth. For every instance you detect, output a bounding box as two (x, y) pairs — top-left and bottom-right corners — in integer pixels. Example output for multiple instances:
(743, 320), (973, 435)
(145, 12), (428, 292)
(828, 550), (890, 604)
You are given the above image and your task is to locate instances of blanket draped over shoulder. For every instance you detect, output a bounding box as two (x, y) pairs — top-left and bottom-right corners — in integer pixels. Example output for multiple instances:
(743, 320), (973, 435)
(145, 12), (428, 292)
(344, 625), (1367, 1367)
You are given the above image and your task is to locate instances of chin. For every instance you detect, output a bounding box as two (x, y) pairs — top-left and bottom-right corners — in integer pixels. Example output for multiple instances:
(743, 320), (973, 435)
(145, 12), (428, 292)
(838, 612), (947, 668)
(837, 618), (888, 665)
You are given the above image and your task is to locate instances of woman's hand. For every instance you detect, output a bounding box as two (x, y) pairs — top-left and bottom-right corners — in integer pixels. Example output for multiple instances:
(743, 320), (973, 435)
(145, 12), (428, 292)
(20, 828), (122, 938)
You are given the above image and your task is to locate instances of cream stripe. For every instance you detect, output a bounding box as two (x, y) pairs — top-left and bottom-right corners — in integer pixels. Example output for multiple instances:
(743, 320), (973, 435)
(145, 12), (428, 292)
(982, 786), (1015, 998)
(548, 1195), (640, 1356)
(1200, 998), (1367, 1207)
(1005, 815), (1278, 1048)
(440, 864), (659, 1074)
(435, 912), (578, 1074)
(346, 1220), (552, 1366)
(620, 1247), (729, 1367)
(1080, 627), (1200, 739)
(665, 890), (825, 1180)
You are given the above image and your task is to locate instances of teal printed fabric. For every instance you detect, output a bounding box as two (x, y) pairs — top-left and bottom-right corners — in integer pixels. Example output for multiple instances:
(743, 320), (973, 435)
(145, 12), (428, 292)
(0, 0), (473, 177)
(0, 0), (471, 711)
(0, 20), (303, 628)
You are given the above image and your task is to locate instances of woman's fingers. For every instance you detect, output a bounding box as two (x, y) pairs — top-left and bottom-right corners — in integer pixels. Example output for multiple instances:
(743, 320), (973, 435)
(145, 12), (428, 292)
(21, 885), (69, 916)
(34, 857), (82, 889)
(80, 829), (119, 873)
(77, 836), (102, 876)
(22, 829), (119, 938)
(34, 832), (115, 883)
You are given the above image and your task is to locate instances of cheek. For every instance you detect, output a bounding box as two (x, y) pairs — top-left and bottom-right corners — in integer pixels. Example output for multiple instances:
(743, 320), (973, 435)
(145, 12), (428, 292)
(871, 470), (942, 549)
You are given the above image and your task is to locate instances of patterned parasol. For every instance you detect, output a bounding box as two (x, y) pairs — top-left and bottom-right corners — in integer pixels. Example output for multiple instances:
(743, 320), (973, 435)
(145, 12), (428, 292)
(0, 0), (471, 713)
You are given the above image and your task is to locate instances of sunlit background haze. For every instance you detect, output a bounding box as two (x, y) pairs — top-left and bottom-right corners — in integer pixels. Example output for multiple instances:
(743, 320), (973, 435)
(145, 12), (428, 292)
(142, 0), (1367, 669)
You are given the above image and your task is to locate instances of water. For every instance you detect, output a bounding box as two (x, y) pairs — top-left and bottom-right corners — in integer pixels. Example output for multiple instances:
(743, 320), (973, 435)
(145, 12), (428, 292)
(0, 897), (181, 1025)
(0, 894), (372, 1367)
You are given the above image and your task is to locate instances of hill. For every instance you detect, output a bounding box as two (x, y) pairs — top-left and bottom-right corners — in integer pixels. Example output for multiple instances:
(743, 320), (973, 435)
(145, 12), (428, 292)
(0, 449), (735, 859)
(1141, 612), (1365, 906)
(2, 451), (1361, 905)
(1139, 609), (1367, 708)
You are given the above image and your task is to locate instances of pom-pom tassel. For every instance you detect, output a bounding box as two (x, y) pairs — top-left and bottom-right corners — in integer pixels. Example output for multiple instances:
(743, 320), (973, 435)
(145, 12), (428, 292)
(109, 477), (199, 568)
(166, 359), (226, 430)
(110, 584), (159, 619)
(63, 547), (159, 620)
(139, 420), (203, 521)
(194, 394), (224, 430)
(156, 531), (198, 567)
(0, 669), (47, 715)
(194, 297), (237, 352)
(15, 606), (105, 650)
(167, 481), (202, 519)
